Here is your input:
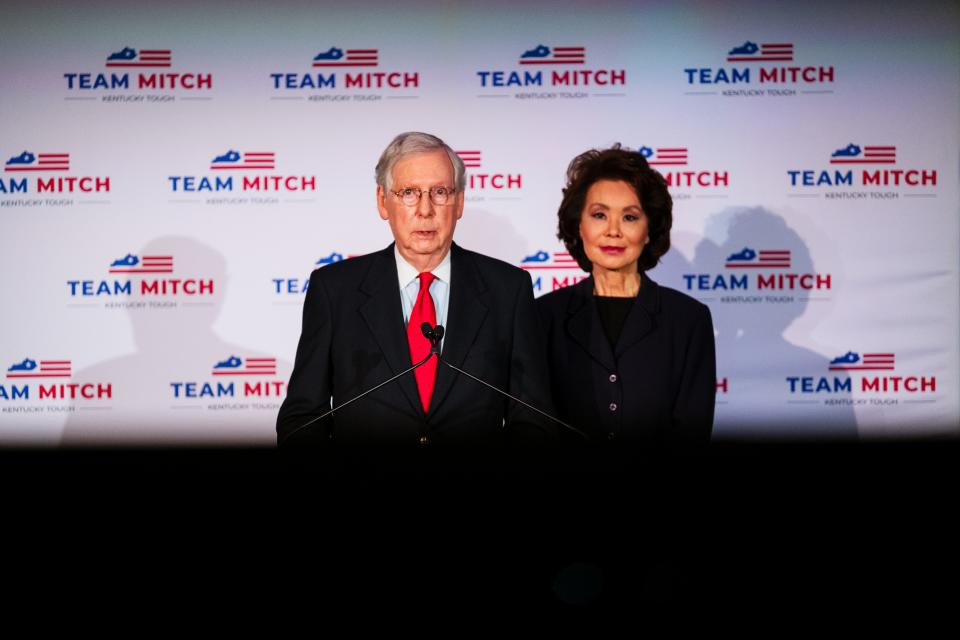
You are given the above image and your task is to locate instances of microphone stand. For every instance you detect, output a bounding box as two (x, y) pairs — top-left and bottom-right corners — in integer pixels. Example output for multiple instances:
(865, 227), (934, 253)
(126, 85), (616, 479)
(280, 322), (588, 445)
(279, 350), (436, 446)
(424, 324), (587, 439)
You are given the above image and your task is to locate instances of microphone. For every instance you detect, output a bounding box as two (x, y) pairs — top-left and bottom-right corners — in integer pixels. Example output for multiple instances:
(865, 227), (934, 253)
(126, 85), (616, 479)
(279, 347), (437, 447)
(423, 323), (586, 439)
(421, 322), (443, 354)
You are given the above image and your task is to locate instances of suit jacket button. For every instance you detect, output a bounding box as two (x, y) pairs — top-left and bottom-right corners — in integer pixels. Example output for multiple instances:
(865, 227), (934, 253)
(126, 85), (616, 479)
(419, 436), (429, 445)
(609, 403), (617, 412)
(609, 374), (617, 383)
(608, 432), (616, 440)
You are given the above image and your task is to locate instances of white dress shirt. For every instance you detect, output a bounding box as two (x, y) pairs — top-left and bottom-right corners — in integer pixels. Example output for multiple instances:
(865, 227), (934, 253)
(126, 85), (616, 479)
(395, 244), (451, 351)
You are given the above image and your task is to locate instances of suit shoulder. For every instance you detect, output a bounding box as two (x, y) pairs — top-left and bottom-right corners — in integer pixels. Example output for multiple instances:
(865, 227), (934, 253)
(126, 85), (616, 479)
(535, 281), (577, 314)
(310, 249), (384, 287)
(658, 283), (712, 319)
(457, 246), (528, 282)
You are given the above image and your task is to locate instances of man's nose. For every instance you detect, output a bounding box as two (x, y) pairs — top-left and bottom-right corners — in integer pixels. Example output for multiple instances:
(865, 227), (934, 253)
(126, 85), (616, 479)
(416, 191), (435, 216)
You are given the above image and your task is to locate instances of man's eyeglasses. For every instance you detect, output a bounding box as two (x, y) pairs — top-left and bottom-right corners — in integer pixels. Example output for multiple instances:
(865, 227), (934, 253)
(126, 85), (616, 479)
(391, 186), (456, 206)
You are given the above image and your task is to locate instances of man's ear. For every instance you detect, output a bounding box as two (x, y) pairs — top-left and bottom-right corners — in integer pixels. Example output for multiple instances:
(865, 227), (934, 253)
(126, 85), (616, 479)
(376, 185), (389, 220)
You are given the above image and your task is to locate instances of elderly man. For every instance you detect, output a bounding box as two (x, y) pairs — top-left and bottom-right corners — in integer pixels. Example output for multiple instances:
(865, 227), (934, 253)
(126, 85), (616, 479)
(277, 132), (555, 446)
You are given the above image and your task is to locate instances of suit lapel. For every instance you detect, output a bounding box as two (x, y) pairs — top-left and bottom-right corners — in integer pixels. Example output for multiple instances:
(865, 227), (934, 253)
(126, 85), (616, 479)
(565, 277), (617, 372)
(428, 244), (489, 416)
(358, 245), (423, 416)
(614, 272), (660, 358)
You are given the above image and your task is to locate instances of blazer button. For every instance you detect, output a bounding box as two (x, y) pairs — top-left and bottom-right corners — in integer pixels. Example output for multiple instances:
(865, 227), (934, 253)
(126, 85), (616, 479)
(419, 436), (429, 445)
(609, 403), (617, 412)
(609, 374), (617, 383)
(608, 432), (616, 440)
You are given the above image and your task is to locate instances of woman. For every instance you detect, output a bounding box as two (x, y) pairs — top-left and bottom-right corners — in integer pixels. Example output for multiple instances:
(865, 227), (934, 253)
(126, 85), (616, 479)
(536, 145), (715, 444)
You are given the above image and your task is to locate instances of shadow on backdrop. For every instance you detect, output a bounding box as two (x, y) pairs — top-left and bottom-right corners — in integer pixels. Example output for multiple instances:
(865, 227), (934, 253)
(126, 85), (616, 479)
(62, 236), (289, 446)
(683, 207), (857, 439)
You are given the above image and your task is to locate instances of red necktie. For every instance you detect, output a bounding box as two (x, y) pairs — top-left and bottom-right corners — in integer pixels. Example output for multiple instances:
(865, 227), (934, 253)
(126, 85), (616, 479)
(407, 271), (437, 413)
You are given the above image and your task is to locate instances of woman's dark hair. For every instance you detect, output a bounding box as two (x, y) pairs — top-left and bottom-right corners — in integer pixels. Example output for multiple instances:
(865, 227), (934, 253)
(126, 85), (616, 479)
(557, 144), (672, 272)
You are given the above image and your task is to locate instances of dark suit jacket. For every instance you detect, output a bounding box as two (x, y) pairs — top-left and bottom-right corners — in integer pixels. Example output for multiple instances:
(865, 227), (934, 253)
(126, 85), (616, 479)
(277, 243), (556, 446)
(536, 273), (715, 444)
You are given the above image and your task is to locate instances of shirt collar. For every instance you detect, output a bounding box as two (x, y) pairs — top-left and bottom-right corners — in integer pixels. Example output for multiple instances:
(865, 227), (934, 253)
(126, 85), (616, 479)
(395, 244), (452, 288)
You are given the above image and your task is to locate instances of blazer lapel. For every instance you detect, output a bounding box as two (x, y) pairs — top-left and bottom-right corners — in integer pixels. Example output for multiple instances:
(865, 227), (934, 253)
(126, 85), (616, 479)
(614, 272), (660, 358)
(428, 243), (489, 416)
(565, 277), (617, 372)
(357, 245), (423, 416)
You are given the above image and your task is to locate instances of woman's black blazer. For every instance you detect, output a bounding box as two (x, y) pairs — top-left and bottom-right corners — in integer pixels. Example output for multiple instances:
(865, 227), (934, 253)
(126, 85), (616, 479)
(536, 273), (716, 444)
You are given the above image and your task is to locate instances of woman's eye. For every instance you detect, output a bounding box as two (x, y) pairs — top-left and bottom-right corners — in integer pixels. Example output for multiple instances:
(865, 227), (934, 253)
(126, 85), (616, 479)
(591, 211), (605, 219)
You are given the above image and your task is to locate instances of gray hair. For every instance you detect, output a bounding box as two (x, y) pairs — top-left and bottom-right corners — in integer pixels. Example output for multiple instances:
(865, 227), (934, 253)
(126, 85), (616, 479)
(375, 131), (466, 192)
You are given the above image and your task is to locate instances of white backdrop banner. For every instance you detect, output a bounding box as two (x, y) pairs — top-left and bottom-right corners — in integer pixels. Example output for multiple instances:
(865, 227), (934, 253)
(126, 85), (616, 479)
(1, 0), (957, 444)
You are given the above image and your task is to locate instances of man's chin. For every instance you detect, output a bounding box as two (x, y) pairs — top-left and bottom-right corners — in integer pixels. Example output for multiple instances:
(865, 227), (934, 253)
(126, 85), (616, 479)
(407, 238), (445, 254)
